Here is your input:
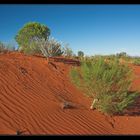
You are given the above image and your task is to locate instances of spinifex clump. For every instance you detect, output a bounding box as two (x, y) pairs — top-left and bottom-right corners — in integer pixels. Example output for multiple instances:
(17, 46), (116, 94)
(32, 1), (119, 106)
(70, 57), (139, 115)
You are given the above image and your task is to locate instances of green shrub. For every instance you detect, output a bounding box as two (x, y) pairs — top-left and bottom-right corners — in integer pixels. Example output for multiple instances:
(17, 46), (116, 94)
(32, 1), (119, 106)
(0, 42), (6, 53)
(20, 41), (41, 55)
(133, 59), (140, 66)
(0, 41), (15, 53)
(70, 68), (81, 88)
(70, 57), (139, 115)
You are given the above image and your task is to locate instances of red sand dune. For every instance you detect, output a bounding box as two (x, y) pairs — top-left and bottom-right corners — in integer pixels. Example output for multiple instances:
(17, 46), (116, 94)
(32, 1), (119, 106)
(0, 52), (140, 135)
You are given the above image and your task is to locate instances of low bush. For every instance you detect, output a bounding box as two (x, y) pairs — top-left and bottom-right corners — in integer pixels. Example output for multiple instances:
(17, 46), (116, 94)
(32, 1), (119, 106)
(20, 42), (41, 55)
(18, 38), (64, 57)
(133, 59), (140, 66)
(0, 42), (15, 53)
(39, 38), (63, 57)
(21, 38), (64, 57)
(0, 42), (6, 53)
(63, 46), (74, 58)
(70, 57), (139, 115)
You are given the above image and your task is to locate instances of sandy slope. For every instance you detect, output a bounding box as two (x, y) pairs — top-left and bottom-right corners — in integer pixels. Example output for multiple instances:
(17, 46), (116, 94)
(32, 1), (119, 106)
(0, 52), (140, 135)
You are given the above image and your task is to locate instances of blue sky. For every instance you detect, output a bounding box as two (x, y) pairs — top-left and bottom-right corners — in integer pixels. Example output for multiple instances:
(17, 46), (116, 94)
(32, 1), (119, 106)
(0, 4), (140, 56)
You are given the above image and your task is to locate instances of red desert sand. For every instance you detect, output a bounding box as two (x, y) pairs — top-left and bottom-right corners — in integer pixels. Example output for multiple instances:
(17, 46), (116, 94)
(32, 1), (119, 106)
(0, 52), (140, 135)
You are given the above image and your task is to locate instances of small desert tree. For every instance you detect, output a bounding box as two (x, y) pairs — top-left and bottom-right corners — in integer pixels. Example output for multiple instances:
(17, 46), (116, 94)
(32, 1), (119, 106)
(15, 22), (50, 51)
(78, 51), (84, 57)
(116, 52), (127, 58)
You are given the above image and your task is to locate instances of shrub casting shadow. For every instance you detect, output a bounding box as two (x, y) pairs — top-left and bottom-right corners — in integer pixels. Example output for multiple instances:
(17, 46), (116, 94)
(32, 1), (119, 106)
(115, 91), (140, 116)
